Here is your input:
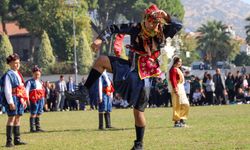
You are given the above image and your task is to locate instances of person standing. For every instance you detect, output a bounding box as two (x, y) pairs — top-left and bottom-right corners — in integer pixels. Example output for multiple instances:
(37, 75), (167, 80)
(98, 71), (114, 130)
(48, 83), (57, 111)
(2, 54), (28, 147)
(213, 68), (227, 105)
(25, 66), (45, 132)
(225, 72), (235, 104)
(66, 76), (74, 110)
(83, 4), (182, 149)
(55, 75), (67, 111)
(44, 81), (50, 112)
(184, 71), (191, 101)
(168, 56), (190, 127)
(204, 74), (215, 105)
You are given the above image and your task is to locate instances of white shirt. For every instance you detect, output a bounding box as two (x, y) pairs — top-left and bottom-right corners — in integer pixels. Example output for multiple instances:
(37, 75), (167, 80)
(59, 81), (66, 92)
(99, 71), (112, 99)
(4, 70), (22, 104)
(25, 79), (43, 100)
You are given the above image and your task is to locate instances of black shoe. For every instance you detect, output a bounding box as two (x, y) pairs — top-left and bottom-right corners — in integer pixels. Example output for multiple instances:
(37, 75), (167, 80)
(6, 142), (14, 147)
(131, 141), (143, 150)
(180, 119), (187, 127)
(6, 126), (14, 147)
(13, 126), (27, 145)
(14, 140), (27, 145)
(174, 121), (181, 128)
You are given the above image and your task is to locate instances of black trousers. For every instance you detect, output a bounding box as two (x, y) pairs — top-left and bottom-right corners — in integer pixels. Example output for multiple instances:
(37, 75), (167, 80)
(215, 89), (226, 105)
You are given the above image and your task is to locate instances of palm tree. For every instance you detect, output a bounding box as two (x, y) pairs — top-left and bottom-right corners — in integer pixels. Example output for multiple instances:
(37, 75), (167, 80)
(197, 20), (232, 67)
(246, 16), (250, 44)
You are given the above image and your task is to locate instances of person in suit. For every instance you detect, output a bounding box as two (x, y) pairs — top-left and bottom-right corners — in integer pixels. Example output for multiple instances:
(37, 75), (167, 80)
(213, 68), (227, 105)
(55, 75), (67, 111)
(67, 76), (78, 110)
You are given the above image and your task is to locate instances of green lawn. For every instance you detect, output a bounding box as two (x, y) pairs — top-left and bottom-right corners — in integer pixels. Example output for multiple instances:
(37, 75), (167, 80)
(0, 105), (250, 150)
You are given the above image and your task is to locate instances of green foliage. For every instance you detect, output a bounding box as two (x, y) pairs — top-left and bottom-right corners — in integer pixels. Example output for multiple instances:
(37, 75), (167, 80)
(155, 0), (184, 20)
(233, 52), (250, 66)
(160, 53), (169, 73)
(197, 20), (238, 66)
(180, 34), (200, 66)
(49, 62), (74, 74)
(0, 34), (13, 75)
(19, 61), (33, 76)
(77, 31), (93, 75)
(36, 31), (55, 74)
(10, 0), (92, 61)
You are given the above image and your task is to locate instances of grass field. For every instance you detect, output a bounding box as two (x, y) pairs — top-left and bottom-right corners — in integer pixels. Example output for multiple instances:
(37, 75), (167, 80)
(0, 105), (250, 150)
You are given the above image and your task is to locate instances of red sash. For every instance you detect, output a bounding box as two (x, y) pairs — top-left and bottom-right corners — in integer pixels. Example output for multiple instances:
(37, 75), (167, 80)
(12, 85), (28, 104)
(103, 84), (115, 96)
(29, 89), (45, 103)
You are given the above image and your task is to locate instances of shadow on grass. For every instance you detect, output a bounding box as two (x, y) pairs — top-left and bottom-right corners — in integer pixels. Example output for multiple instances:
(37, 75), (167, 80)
(0, 126), (169, 135)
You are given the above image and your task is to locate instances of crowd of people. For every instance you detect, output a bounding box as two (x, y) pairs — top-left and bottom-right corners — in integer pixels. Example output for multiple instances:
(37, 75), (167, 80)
(184, 69), (250, 106)
(1, 68), (250, 116)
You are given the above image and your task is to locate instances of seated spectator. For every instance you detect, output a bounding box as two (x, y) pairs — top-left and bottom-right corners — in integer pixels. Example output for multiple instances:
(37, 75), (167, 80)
(235, 88), (245, 104)
(192, 88), (204, 106)
(112, 94), (122, 108)
(244, 88), (250, 104)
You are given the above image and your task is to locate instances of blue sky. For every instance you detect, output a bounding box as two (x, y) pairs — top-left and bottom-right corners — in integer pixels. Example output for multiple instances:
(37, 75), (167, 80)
(242, 0), (250, 4)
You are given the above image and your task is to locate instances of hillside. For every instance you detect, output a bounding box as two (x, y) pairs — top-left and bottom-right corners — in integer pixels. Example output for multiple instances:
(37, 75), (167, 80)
(181, 0), (250, 37)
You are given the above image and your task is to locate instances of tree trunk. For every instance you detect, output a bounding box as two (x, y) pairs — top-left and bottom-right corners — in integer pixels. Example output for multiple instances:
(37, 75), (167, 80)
(2, 21), (8, 34)
(29, 34), (36, 62)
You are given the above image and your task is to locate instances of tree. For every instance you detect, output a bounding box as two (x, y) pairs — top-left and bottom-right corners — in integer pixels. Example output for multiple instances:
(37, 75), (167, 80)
(0, 0), (11, 34)
(246, 16), (250, 44)
(0, 33), (13, 75)
(36, 31), (55, 74)
(160, 53), (169, 73)
(233, 52), (250, 66)
(180, 34), (200, 66)
(9, 0), (92, 61)
(197, 20), (237, 67)
(77, 31), (93, 74)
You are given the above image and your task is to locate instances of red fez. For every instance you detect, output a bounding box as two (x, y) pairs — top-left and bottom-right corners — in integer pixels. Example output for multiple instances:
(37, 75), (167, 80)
(144, 4), (159, 15)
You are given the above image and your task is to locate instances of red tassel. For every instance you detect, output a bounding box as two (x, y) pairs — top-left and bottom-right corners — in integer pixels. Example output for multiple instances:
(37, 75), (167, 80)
(113, 34), (125, 57)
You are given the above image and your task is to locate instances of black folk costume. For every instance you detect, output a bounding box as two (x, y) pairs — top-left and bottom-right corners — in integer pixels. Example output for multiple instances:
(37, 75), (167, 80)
(84, 4), (182, 150)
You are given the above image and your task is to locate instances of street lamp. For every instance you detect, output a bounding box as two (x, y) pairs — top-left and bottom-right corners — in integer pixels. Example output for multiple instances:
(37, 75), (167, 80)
(65, 0), (78, 84)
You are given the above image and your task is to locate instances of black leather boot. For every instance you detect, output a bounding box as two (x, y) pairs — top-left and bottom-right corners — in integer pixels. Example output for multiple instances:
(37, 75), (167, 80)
(99, 113), (104, 130)
(6, 126), (14, 147)
(131, 140), (143, 150)
(104, 112), (112, 128)
(35, 117), (44, 132)
(13, 126), (27, 145)
(30, 117), (36, 132)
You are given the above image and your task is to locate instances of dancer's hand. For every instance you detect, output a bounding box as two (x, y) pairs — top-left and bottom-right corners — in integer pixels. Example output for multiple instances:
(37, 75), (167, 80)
(9, 103), (16, 110)
(98, 98), (103, 103)
(174, 88), (179, 96)
(91, 38), (102, 52)
(23, 101), (27, 109)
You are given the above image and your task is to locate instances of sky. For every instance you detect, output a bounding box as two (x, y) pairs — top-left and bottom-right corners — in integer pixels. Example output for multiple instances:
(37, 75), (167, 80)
(241, 0), (250, 4)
